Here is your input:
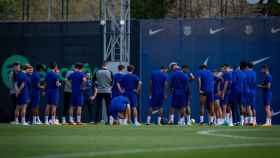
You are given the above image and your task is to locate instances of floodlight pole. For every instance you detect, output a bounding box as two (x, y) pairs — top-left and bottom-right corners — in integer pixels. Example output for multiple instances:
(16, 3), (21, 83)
(100, 0), (131, 64)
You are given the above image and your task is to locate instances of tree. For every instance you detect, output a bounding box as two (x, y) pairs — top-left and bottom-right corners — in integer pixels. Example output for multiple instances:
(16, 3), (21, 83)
(131, 0), (172, 19)
(0, 0), (21, 20)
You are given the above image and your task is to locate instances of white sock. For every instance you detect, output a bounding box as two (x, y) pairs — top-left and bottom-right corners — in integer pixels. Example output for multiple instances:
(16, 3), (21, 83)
(36, 116), (41, 122)
(51, 116), (56, 123)
(226, 113), (230, 121)
(210, 116), (214, 124)
(180, 117), (185, 124)
(249, 116), (253, 124)
(124, 118), (128, 124)
(134, 117), (138, 123)
(109, 116), (114, 125)
(266, 118), (270, 124)
(69, 116), (74, 123)
(77, 115), (81, 123)
(62, 117), (66, 122)
(186, 115), (191, 123)
(157, 117), (161, 125)
(21, 117), (26, 123)
(245, 117), (249, 124)
(200, 116), (204, 123)
(15, 117), (19, 123)
(240, 115), (244, 125)
(253, 116), (256, 124)
(170, 114), (174, 122)
(147, 116), (151, 124)
(32, 116), (36, 123)
(45, 116), (48, 123)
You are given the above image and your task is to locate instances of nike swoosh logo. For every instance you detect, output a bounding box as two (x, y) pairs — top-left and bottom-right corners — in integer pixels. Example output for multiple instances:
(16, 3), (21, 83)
(203, 57), (209, 65)
(272, 110), (280, 117)
(252, 56), (271, 65)
(271, 27), (280, 34)
(149, 28), (164, 36)
(209, 27), (224, 35)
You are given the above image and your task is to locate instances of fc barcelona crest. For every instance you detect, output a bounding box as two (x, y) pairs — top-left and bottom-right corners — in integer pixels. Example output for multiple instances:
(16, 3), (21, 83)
(245, 25), (253, 35)
(183, 26), (192, 36)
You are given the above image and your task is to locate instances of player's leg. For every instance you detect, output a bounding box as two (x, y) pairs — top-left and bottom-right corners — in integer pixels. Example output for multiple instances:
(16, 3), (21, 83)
(75, 94), (84, 125)
(178, 107), (186, 126)
(69, 106), (75, 124)
(158, 107), (163, 125)
(263, 94), (272, 126)
(207, 92), (215, 125)
(20, 104), (28, 125)
(44, 104), (50, 125)
(130, 93), (140, 125)
(186, 105), (191, 125)
(146, 106), (152, 125)
(50, 105), (58, 125)
(199, 94), (206, 124)
(13, 105), (20, 125)
(168, 107), (175, 124)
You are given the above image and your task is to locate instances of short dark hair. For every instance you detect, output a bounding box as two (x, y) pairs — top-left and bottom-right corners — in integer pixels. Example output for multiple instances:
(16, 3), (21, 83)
(262, 64), (269, 70)
(48, 62), (57, 70)
(248, 62), (254, 69)
(127, 65), (135, 72)
(160, 66), (168, 70)
(239, 61), (247, 70)
(75, 62), (84, 70)
(199, 64), (207, 70)
(35, 64), (45, 71)
(118, 64), (125, 71)
(182, 65), (189, 70)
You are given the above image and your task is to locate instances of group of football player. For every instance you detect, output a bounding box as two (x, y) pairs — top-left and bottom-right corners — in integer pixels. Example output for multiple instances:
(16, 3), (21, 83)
(8, 60), (272, 127)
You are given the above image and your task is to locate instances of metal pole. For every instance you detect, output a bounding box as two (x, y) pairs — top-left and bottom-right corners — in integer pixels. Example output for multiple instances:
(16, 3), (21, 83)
(48, 0), (52, 21)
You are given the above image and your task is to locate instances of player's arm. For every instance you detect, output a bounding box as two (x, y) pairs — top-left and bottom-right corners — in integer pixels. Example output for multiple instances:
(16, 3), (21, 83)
(164, 80), (169, 99)
(136, 81), (142, 94)
(189, 72), (195, 81)
(198, 77), (202, 94)
(222, 80), (228, 99)
(90, 84), (98, 100)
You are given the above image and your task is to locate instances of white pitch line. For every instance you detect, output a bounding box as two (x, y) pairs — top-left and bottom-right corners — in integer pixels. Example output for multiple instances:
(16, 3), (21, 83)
(29, 142), (280, 158)
(197, 129), (280, 140)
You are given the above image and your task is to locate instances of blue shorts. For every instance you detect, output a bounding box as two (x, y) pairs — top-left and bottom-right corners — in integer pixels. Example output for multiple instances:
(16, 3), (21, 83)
(71, 93), (84, 107)
(46, 89), (59, 105)
(110, 103), (127, 119)
(232, 91), (245, 106)
(149, 94), (164, 108)
(171, 94), (187, 109)
(263, 92), (272, 106)
(221, 94), (229, 106)
(124, 91), (138, 108)
(214, 95), (220, 101)
(200, 91), (214, 106)
(248, 92), (256, 108)
(16, 93), (29, 105)
(31, 91), (40, 108)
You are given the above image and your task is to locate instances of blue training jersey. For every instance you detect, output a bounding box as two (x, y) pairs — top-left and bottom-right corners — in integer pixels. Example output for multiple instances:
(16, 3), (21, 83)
(232, 69), (246, 93)
(16, 71), (29, 95)
(69, 71), (85, 94)
(247, 69), (257, 94)
(150, 70), (168, 95)
(197, 69), (214, 93)
(222, 71), (232, 95)
(169, 70), (189, 95)
(112, 72), (125, 96)
(31, 71), (41, 93)
(45, 71), (60, 90)
(120, 73), (140, 92)
(262, 74), (272, 95)
(110, 96), (129, 118)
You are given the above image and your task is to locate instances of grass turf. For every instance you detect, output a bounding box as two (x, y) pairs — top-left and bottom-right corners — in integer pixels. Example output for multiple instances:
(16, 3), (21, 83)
(0, 124), (279, 158)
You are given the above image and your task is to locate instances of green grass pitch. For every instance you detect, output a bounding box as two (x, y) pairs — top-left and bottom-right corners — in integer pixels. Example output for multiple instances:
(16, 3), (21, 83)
(0, 124), (280, 158)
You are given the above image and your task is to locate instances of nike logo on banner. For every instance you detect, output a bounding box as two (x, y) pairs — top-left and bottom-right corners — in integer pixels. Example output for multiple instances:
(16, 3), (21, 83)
(149, 28), (164, 36)
(252, 56), (271, 65)
(209, 27), (224, 35)
(203, 57), (209, 65)
(272, 110), (280, 117)
(271, 27), (280, 34)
